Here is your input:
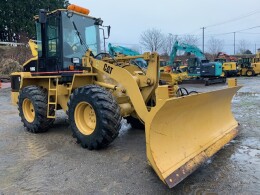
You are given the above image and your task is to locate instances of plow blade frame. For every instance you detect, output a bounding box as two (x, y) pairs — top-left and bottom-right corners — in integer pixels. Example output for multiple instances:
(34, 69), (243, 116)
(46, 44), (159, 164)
(145, 86), (241, 188)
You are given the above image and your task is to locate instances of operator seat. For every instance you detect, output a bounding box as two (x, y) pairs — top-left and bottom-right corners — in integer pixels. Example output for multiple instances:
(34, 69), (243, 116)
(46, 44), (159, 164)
(63, 42), (74, 56)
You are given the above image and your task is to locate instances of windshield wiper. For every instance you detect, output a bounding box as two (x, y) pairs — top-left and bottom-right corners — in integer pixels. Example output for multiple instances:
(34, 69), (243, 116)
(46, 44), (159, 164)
(72, 22), (83, 45)
(70, 19), (88, 52)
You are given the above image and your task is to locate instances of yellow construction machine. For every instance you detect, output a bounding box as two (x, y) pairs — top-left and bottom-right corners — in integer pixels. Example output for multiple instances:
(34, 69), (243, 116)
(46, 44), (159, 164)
(214, 52), (239, 77)
(238, 56), (260, 77)
(238, 55), (260, 76)
(11, 5), (241, 188)
(159, 60), (187, 85)
(251, 57), (260, 76)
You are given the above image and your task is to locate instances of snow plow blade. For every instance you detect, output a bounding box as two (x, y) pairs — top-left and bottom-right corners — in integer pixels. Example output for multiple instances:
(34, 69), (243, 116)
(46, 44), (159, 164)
(145, 86), (241, 188)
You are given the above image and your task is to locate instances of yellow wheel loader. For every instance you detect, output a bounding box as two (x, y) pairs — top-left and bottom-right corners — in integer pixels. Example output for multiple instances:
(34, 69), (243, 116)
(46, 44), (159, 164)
(238, 56), (260, 76)
(11, 5), (241, 188)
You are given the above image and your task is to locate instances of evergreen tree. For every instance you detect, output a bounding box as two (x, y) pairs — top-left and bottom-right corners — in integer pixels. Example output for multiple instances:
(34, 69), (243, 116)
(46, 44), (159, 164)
(0, 0), (69, 42)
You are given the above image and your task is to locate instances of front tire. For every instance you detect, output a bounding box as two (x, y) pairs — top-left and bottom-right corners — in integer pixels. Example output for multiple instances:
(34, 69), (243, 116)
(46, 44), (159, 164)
(18, 86), (54, 133)
(67, 85), (121, 149)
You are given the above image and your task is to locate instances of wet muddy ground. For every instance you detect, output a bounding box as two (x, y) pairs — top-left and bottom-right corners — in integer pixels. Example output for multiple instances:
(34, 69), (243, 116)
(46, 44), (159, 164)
(0, 77), (259, 194)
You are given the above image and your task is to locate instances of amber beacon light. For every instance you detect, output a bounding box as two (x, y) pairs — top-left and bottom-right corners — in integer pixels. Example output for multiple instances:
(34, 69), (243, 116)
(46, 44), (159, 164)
(67, 4), (90, 15)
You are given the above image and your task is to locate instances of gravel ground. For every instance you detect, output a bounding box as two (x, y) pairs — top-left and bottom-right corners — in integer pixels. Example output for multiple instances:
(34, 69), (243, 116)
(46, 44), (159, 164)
(0, 77), (259, 194)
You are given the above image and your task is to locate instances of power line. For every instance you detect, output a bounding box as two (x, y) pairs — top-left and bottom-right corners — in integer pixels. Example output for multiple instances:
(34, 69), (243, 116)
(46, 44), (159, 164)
(206, 32), (234, 37)
(205, 26), (260, 37)
(237, 32), (260, 34)
(205, 9), (260, 28)
(168, 26), (260, 38)
(236, 25), (260, 32)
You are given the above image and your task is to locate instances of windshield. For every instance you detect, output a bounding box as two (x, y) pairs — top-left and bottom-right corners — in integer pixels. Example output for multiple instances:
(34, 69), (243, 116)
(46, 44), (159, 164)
(160, 61), (167, 67)
(62, 12), (101, 68)
(188, 58), (200, 67)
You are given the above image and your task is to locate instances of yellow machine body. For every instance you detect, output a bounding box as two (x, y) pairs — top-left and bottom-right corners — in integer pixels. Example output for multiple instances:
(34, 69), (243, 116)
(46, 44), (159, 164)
(222, 62), (237, 71)
(159, 60), (189, 84)
(250, 60), (260, 75)
(221, 62), (239, 77)
(239, 58), (260, 76)
(160, 69), (189, 84)
(145, 85), (240, 187)
(11, 6), (241, 188)
(160, 72), (181, 85)
(11, 51), (241, 188)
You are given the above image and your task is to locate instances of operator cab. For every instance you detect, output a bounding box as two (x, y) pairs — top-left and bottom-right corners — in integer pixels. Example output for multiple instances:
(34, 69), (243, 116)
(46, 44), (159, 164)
(24, 6), (108, 78)
(238, 58), (252, 68)
(187, 57), (222, 77)
(187, 57), (202, 76)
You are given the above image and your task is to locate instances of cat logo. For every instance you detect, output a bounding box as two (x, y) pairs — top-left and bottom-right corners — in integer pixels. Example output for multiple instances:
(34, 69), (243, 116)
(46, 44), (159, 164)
(103, 64), (113, 74)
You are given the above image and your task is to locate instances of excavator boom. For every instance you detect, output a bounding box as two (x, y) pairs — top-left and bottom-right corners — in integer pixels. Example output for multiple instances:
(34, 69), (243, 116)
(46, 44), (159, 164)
(169, 41), (205, 65)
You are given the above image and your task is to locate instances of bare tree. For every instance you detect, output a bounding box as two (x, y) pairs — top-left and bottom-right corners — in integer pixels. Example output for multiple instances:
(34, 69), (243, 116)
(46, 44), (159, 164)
(139, 28), (164, 52)
(161, 33), (177, 56)
(207, 36), (224, 56)
(237, 39), (251, 54)
(178, 35), (199, 46)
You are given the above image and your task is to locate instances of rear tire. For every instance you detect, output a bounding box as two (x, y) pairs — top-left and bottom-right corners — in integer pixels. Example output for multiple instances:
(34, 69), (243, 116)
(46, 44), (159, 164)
(126, 116), (145, 130)
(67, 85), (121, 149)
(246, 70), (255, 77)
(18, 86), (54, 133)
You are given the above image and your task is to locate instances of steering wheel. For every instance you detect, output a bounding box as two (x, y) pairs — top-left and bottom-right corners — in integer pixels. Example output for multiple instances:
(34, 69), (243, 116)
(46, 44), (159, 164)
(94, 53), (111, 60)
(71, 42), (81, 52)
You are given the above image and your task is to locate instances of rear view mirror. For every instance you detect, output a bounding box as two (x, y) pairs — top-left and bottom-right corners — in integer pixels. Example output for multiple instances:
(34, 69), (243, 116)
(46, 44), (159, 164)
(39, 9), (47, 24)
(107, 26), (111, 38)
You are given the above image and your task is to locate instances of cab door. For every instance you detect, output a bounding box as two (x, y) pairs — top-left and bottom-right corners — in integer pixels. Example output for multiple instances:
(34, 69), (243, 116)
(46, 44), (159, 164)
(37, 13), (62, 73)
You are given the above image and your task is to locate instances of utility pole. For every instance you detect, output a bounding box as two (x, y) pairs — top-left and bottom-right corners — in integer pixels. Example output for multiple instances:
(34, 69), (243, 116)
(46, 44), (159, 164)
(233, 32), (236, 55)
(201, 27), (205, 53)
(255, 43), (257, 54)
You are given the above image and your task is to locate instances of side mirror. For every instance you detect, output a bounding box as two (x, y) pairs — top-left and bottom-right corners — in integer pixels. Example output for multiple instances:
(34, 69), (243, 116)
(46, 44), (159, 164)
(39, 9), (47, 24)
(94, 18), (103, 26)
(107, 26), (111, 38)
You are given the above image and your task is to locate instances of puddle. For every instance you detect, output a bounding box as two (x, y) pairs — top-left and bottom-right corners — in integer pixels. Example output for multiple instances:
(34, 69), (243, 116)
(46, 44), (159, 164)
(231, 137), (260, 164)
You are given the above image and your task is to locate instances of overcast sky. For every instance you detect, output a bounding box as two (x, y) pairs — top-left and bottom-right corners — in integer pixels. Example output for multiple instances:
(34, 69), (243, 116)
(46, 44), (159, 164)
(70, 0), (260, 54)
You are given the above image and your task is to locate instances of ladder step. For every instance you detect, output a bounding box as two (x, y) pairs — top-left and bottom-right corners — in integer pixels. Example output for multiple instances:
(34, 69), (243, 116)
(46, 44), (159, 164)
(47, 115), (56, 119)
(47, 78), (58, 119)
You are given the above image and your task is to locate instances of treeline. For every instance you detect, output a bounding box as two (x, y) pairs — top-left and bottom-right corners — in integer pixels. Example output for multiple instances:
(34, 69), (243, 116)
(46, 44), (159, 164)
(0, 0), (69, 42)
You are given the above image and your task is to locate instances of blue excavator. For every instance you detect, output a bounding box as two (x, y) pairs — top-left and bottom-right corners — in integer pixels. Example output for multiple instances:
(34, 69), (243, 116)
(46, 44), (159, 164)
(169, 41), (225, 85)
(108, 43), (185, 85)
(108, 43), (147, 68)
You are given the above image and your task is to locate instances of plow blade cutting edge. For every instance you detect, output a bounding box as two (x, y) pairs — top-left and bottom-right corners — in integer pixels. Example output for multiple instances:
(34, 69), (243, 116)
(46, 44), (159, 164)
(145, 86), (241, 188)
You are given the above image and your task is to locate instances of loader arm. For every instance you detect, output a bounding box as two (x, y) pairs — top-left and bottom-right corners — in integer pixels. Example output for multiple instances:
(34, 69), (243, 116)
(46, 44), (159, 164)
(87, 52), (160, 121)
(86, 51), (241, 188)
